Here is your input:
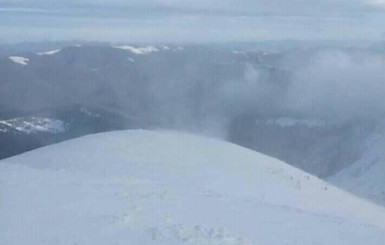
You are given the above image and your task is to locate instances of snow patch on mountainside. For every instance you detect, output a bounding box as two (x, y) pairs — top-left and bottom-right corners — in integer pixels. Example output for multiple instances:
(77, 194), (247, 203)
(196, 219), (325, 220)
(0, 117), (66, 134)
(8, 56), (29, 65)
(113, 45), (159, 55)
(113, 45), (183, 54)
(1, 130), (385, 245)
(80, 107), (100, 118)
(36, 49), (61, 55)
(233, 50), (247, 55)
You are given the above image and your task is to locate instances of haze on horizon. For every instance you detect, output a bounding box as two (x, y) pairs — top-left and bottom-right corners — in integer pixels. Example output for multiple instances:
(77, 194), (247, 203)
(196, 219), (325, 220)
(1, 0), (385, 43)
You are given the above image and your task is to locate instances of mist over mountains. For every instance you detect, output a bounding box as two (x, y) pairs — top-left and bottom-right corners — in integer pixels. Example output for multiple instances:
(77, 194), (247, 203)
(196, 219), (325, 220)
(3, 0), (385, 242)
(3, 42), (385, 124)
(1, 41), (385, 203)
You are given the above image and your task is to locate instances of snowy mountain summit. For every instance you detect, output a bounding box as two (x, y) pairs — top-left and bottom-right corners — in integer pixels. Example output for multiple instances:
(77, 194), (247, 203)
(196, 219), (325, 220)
(1, 130), (385, 245)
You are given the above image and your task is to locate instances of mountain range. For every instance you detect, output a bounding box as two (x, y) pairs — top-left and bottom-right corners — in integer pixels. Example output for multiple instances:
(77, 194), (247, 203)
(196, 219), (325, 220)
(1, 42), (385, 206)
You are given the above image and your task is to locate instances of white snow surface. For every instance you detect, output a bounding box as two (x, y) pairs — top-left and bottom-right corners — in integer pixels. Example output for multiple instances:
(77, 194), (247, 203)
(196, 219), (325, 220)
(36, 49), (61, 55)
(8, 56), (29, 65)
(1, 130), (385, 245)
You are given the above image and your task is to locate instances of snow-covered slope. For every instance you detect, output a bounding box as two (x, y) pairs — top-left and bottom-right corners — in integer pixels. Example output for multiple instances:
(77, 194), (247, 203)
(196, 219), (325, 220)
(329, 121), (385, 205)
(1, 130), (385, 245)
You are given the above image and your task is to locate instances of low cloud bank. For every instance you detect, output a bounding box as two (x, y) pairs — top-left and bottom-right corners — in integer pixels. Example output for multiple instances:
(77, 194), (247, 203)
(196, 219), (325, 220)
(283, 49), (385, 123)
(213, 48), (385, 125)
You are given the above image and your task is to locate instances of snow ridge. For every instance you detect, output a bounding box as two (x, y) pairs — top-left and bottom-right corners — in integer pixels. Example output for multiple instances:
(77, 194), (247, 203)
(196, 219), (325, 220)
(1, 130), (385, 245)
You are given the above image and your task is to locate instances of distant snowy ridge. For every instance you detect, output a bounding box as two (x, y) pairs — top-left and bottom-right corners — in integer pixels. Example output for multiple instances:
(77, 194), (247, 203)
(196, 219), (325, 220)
(260, 117), (326, 128)
(8, 56), (29, 65)
(1, 130), (385, 245)
(0, 117), (66, 134)
(113, 45), (183, 54)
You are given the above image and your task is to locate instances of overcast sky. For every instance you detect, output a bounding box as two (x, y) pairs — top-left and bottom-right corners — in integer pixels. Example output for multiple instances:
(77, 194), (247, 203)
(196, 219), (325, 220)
(1, 0), (385, 43)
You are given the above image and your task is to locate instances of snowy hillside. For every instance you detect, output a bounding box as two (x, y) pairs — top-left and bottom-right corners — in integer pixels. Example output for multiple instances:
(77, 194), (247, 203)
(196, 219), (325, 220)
(1, 130), (385, 245)
(329, 121), (385, 205)
(0, 105), (141, 160)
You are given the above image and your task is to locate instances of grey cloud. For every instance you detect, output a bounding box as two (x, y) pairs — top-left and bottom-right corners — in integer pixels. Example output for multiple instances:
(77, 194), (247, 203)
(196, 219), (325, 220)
(1, 0), (385, 43)
(3, 0), (384, 16)
(281, 49), (385, 123)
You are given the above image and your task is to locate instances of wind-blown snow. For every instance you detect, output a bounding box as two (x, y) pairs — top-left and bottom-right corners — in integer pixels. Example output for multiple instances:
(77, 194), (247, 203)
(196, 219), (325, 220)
(1, 130), (385, 245)
(36, 49), (61, 55)
(113, 45), (159, 55)
(8, 56), (29, 65)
